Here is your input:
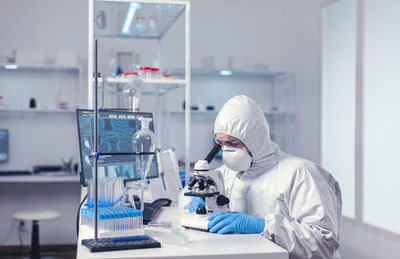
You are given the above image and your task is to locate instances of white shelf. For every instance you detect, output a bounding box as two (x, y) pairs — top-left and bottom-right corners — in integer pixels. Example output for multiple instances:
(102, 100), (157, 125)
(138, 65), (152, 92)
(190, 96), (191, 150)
(0, 63), (81, 72)
(0, 174), (80, 183)
(0, 63), (82, 114)
(265, 110), (287, 116)
(168, 110), (217, 115)
(0, 108), (76, 114)
(168, 110), (287, 116)
(169, 68), (287, 79)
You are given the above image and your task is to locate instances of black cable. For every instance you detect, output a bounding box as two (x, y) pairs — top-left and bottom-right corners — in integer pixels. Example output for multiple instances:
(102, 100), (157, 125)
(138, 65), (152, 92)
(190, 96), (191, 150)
(0, 220), (27, 256)
(17, 222), (23, 253)
(76, 194), (87, 237)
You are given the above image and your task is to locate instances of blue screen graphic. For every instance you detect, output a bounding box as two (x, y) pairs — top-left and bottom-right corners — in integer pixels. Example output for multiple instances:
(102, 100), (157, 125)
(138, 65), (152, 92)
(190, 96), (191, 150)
(77, 110), (158, 184)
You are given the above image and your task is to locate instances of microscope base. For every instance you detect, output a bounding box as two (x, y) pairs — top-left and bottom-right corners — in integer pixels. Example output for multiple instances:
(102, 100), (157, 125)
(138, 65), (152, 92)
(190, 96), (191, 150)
(181, 213), (210, 232)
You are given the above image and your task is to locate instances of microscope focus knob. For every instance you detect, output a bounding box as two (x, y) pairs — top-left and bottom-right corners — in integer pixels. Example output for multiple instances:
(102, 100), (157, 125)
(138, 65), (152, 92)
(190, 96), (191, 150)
(196, 206), (207, 215)
(216, 195), (230, 206)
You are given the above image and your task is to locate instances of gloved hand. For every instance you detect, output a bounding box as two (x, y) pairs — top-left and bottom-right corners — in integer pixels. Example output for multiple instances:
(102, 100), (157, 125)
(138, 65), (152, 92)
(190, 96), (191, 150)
(189, 197), (205, 213)
(208, 212), (265, 234)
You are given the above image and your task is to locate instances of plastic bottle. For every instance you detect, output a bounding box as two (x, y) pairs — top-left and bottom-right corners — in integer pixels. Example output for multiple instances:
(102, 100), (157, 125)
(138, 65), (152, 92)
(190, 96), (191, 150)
(150, 68), (160, 79)
(135, 17), (147, 34)
(108, 57), (117, 77)
(148, 17), (157, 33)
(138, 66), (151, 79)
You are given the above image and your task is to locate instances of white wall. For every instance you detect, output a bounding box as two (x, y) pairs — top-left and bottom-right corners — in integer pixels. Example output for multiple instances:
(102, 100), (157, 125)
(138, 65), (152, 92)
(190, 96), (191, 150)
(340, 218), (400, 259)
(162, 0), (323, 162)
(0, 0), (324, 245)
(0, 0), (87, 246)
(0, 0), (88, 59)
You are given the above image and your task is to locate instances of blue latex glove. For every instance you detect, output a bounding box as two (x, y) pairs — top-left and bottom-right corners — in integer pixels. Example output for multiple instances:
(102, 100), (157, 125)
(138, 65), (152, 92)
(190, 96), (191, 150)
(208, 212), (265, 234)
(189, 197), (205, 213)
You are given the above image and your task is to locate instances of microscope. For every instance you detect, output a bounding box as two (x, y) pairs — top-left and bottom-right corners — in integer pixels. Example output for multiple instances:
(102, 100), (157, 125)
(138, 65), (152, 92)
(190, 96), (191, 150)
(180, 145), (230, 231)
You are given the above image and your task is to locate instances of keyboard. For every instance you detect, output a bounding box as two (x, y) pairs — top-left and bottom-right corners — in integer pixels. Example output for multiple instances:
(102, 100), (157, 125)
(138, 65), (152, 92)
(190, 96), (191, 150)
(143, 202), (162, 225)
(82, 235), (161, 252)
(0, 170), (32, 176)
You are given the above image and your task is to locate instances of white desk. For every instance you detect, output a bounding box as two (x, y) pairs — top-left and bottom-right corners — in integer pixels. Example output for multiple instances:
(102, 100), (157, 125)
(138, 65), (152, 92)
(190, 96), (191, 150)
(76, 206), (288, 259)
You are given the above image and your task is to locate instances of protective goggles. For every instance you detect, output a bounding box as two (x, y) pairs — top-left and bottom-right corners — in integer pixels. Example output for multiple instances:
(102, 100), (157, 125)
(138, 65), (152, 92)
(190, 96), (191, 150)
(213, 134), (246, 148)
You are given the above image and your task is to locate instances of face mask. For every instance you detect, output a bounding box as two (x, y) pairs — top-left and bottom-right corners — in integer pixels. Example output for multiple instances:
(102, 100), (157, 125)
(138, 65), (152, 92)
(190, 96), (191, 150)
(222, 147), (253, 172)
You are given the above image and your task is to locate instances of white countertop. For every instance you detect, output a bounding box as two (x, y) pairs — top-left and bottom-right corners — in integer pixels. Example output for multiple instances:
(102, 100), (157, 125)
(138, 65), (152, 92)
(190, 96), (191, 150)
(76, 206), (288, 259)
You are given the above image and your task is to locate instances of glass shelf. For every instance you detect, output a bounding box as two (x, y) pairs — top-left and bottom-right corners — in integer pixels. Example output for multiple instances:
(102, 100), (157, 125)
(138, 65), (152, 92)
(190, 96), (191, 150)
(101, 76), (186, 95)
(169, 68), (287, 79)
(94, 0), (186, 39)
(105, 77), (186, 84)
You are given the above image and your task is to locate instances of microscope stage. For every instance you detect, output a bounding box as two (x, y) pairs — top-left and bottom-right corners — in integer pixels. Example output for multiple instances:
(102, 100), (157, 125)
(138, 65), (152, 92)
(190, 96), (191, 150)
(181, 213), (210, 232)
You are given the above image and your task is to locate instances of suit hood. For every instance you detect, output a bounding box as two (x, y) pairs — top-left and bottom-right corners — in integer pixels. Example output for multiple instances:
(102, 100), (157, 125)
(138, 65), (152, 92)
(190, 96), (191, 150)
(214, 95), (280, 180)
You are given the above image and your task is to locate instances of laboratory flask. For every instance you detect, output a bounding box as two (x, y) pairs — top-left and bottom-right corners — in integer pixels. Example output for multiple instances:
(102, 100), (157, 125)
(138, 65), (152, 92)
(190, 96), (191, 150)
(132, 117), (156, 210)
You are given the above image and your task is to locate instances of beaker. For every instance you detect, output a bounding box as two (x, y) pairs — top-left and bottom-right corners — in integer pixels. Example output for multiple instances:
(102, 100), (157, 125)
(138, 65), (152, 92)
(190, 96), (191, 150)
(122, 82), (141, 111)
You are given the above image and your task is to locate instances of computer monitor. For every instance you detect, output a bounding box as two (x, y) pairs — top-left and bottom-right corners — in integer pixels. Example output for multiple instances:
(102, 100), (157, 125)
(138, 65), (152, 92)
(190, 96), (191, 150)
(0, 129), (9, 163)
(76, 109), (159, 186)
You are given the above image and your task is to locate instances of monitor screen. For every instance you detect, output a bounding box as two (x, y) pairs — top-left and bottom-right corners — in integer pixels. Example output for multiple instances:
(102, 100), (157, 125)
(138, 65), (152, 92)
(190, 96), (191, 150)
(77, 109), (159, 186)
(0, 129), (9, 163)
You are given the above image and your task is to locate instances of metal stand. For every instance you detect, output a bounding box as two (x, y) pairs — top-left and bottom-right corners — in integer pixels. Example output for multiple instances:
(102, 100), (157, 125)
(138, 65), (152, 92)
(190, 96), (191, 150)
(93, 39), (99, 241)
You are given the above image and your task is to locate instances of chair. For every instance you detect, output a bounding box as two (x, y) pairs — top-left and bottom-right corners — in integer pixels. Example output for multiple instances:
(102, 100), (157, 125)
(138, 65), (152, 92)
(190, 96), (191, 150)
(13, 209), (60, 259)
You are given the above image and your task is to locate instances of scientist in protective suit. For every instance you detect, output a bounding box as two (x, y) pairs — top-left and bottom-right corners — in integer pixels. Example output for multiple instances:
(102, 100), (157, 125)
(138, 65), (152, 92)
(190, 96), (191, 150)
(180, 95), (342, 259)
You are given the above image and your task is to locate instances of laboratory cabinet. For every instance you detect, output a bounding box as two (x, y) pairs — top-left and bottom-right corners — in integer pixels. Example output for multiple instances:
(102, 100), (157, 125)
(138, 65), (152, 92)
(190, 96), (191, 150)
(88, 0), (191, 177)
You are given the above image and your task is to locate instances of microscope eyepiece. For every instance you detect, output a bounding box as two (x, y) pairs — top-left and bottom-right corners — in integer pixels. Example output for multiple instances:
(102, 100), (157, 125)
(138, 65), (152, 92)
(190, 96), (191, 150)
(204, 144), (221, 164)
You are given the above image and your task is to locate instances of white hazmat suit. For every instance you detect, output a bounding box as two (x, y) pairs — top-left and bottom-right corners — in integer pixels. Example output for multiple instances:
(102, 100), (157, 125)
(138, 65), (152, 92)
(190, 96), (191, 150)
(180, 95), (342, 259)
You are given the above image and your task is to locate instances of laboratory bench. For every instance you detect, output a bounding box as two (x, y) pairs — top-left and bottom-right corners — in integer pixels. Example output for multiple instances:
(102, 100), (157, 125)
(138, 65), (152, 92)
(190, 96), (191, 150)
(76, 206), (288, 259)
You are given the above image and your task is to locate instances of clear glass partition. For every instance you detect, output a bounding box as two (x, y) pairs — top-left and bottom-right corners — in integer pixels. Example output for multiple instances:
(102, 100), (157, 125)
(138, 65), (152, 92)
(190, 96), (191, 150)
(321, 0), (357, 218)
